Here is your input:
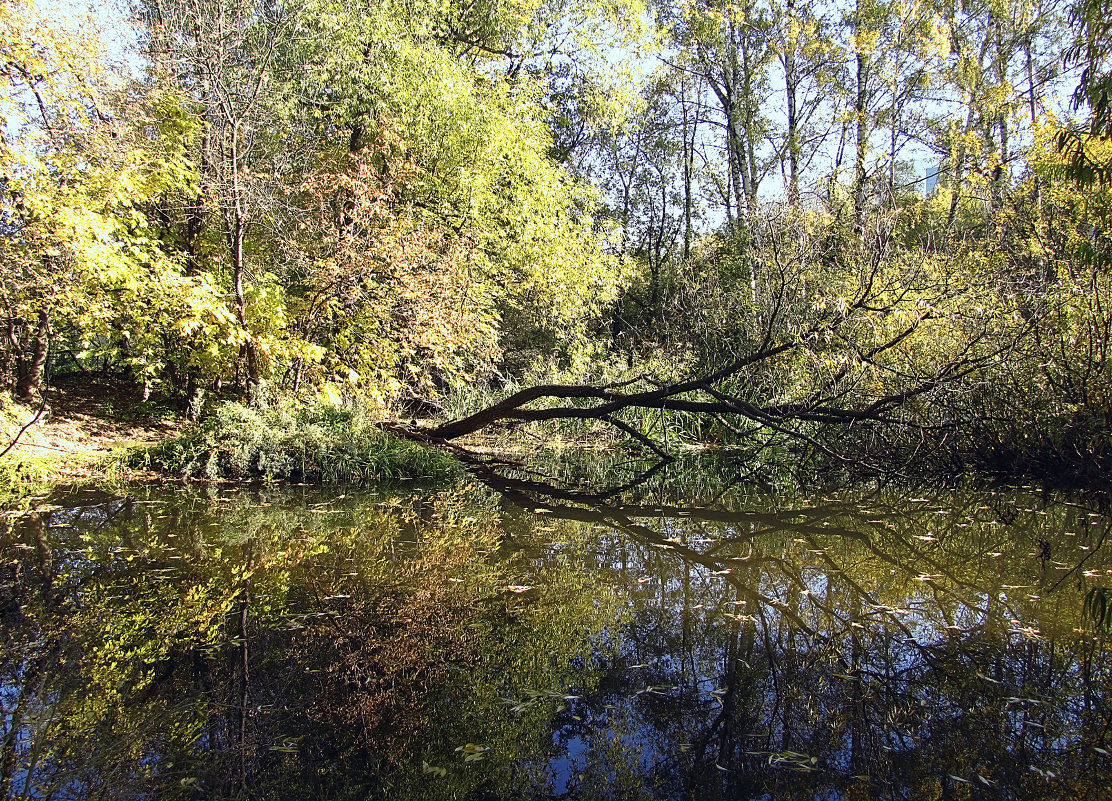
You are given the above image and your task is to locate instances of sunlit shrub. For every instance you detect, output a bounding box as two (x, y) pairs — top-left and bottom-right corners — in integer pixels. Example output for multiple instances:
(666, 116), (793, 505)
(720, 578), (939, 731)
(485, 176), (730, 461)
(134, 400), (461, 482)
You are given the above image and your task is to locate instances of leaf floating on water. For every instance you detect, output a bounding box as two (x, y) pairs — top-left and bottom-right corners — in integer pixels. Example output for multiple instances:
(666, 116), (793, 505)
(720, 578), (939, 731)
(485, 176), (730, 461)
(269, 736), (303, 753)
(723, 613), (755, 623)
(542, 689), (580, 700)
(455, 743), (490, 763)
(636, 684), (679, 696)
(767, 750), (818, 771)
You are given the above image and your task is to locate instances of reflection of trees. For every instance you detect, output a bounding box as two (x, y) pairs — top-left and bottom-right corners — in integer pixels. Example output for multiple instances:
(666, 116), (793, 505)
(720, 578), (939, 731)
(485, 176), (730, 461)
(473, 462), (1112, 799)
(0, 485), (622, 800)
(1, 474), (1110, 800)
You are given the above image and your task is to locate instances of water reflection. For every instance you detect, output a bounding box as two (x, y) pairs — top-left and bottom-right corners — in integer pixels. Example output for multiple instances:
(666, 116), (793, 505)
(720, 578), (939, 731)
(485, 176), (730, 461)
(1, 469), (1110, 799)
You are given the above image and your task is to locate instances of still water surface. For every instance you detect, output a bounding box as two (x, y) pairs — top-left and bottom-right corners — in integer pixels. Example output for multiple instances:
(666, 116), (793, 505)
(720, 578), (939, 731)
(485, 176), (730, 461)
(2, 464), (1110, 799)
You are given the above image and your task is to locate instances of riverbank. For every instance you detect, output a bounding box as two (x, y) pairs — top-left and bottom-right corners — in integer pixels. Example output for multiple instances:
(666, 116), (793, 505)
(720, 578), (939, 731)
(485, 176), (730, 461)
(2, 377), (181, 457)
(0, 378), (182, 505)
(0, 381), (467, 506)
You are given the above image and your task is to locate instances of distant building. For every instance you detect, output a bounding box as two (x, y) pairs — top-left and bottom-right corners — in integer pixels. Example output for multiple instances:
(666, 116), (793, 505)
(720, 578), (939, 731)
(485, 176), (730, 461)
(924, 162), (941, 196)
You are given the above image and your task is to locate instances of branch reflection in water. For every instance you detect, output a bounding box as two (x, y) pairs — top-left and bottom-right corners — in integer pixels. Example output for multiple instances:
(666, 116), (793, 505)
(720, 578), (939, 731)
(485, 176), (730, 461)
(0, 459), (1109, 799)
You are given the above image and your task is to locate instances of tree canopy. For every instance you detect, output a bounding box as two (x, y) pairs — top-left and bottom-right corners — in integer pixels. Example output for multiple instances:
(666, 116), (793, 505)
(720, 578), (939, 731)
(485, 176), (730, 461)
(2, 0), (1112, 479)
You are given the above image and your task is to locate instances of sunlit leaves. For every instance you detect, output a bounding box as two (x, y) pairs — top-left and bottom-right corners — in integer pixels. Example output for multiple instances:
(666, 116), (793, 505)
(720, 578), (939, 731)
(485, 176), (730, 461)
(0, 2), (231, 397)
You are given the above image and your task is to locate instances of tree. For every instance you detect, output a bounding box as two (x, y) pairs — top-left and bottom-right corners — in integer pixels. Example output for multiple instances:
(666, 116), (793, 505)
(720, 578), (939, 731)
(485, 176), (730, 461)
(140, 0), (312, 401)
(1060, 0), (1112, 183)
(413, 213), (1022, 474)
(657, 0), (777, 224)
(0, 0), (208, 401)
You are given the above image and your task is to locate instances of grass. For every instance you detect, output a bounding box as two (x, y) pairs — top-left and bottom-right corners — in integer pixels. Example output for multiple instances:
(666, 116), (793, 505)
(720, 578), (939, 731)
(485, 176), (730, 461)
(0, 456), (67, 509)
(0, 451), (143, 509)
(133, 400), (462, 482)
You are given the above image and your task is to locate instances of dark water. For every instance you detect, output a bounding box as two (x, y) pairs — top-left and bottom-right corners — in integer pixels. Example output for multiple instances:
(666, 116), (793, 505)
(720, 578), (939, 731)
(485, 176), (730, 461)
(1, 464), (1111, 800)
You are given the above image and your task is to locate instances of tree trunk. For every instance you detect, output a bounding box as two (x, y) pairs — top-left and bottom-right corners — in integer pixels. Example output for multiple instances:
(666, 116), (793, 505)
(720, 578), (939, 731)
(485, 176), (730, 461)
(853, 48), (870, 236)
(784, 0), (800, 201)
(682, 79), (696, 262)
(14, 310), (50, 401)
(229, 167), (261, 402)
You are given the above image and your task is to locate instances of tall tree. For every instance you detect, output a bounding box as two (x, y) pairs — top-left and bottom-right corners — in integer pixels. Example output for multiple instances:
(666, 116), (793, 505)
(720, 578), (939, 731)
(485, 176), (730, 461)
(658, 0), (776, 223)
(141, 0), (308, 399)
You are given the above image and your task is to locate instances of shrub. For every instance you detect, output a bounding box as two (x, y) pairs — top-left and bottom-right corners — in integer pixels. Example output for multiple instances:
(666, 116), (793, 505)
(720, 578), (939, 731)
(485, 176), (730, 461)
(134, 401), (461, 482)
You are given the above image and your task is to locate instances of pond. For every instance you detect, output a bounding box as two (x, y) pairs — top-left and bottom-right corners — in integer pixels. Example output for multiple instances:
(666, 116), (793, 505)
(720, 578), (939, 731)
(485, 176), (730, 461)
(1, 460), (1110, 799)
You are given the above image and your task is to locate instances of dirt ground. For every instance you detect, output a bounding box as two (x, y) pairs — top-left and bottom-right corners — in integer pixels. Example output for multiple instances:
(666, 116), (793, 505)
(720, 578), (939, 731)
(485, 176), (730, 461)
(2, 376), (181, 461)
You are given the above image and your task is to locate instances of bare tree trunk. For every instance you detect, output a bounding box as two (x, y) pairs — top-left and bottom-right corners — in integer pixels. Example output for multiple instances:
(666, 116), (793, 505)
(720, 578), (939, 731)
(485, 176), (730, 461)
(947, 34), (990, 229)
(681, 78), (696, 262)
(784, 0), (800, 202)
(853, 49), (870, 236)
(231, 220), (261, 401)
(228, 124), (261, 402)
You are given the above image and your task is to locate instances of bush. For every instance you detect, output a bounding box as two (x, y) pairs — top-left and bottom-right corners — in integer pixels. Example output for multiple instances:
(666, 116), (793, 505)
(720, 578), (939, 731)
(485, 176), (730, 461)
(134, 401), (461, 482)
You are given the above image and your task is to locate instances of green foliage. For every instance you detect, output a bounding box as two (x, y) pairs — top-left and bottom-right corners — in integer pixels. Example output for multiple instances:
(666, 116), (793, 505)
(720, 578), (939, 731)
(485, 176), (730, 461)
(286, 10), (628, 395)
(2, 0), (1111, 486)
(135, 401), (462, 481)
(1084, 587), (1112, 630)
(0, 3), (238, 401)
(0, 455), (61, 507)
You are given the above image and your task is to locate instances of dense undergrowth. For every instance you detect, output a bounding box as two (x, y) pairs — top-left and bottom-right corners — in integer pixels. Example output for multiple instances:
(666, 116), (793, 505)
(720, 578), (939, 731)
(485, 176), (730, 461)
(133, 401), (461, 482)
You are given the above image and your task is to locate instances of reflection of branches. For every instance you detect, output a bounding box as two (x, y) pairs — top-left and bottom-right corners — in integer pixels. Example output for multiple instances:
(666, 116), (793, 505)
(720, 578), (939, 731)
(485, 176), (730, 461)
(1047, 518), (1112, 594)
(460, 456), (671, 506)
(467, 457), (1112, 693)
